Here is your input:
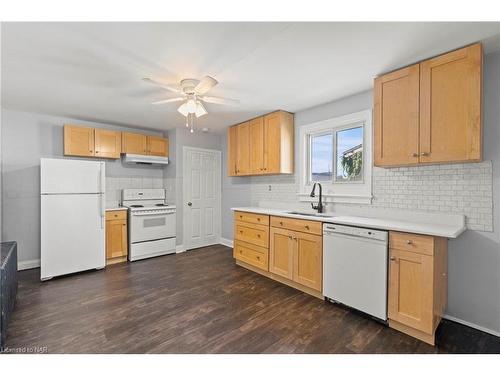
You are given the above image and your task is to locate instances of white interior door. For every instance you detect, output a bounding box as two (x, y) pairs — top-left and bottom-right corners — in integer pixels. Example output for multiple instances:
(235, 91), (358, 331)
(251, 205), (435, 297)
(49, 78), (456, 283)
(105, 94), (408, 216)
(183, 147), (221, 250)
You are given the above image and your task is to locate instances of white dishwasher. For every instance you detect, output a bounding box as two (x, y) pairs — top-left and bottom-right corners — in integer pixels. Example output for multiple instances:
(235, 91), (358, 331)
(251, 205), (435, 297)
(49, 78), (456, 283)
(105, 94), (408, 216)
(323, 223), (388, 321)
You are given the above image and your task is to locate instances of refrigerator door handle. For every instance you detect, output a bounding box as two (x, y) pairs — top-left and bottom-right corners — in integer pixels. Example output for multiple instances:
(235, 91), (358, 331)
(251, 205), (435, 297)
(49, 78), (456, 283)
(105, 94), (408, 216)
(99, 162), (105, 193)
(100, 193), (105, 229)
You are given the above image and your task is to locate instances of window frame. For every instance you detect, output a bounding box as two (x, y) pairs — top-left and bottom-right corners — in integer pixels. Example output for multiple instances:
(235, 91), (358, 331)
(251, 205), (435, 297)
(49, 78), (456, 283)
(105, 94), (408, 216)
(299, 110), (373, 205)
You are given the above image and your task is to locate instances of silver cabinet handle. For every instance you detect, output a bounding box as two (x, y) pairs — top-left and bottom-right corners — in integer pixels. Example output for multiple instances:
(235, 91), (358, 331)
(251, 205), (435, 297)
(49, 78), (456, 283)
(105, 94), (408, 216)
(390, 256), (396, 261)
(187, 202), (192, 206)
(411, 153), (419, 157)
(406, 240), (413, 245)
(421, 152), (430, 156)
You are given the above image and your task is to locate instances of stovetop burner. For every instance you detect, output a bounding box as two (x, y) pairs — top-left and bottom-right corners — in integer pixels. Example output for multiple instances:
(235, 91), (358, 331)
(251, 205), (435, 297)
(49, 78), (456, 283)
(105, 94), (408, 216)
(129, 204), (144, 208)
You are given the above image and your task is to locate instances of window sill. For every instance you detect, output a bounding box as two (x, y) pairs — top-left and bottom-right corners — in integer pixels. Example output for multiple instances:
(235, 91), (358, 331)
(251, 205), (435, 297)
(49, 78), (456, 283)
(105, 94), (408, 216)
(298, 192), (373, 205)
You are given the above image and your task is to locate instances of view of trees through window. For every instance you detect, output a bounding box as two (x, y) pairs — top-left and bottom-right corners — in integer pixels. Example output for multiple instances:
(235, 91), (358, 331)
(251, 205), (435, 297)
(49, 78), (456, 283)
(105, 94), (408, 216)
(336, 126), (363, 181)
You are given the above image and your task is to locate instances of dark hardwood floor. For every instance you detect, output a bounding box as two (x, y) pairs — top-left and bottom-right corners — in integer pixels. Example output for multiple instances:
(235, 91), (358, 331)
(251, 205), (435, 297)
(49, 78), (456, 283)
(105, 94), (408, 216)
(4, 245), (500, 354)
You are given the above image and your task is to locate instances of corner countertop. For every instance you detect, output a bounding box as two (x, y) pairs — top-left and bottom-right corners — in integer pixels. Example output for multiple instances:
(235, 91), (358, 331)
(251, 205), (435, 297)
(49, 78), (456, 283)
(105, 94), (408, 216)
(231, 207), (466, 239)
(105, 206), (128, 212)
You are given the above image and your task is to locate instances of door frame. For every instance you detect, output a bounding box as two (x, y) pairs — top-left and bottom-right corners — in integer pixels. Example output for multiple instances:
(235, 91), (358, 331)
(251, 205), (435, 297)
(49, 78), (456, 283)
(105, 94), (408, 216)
(182, 146), (222, 251)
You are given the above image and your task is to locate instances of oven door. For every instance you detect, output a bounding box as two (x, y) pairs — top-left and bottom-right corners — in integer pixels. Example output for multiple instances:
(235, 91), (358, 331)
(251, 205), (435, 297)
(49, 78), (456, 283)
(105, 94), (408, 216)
(130, 211), (176, 243)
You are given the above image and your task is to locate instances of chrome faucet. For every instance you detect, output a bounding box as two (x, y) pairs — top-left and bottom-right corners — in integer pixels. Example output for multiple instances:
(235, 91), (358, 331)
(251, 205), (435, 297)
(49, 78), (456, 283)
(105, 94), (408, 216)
(310, 182), (324, 213)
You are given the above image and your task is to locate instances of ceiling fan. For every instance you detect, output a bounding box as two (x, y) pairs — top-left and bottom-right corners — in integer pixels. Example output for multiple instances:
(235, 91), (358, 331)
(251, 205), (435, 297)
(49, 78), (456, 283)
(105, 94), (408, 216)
(143, 76), (239, 132)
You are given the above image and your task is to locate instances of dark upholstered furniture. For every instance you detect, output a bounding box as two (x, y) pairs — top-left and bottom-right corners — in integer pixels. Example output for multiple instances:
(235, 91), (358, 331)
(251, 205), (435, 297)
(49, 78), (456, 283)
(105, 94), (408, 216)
(1, 241), (18, 351)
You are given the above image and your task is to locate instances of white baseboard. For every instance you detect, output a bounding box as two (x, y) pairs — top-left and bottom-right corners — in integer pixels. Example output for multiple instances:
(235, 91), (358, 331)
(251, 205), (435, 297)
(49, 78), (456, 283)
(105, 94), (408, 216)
(220, 238), (234, 248)
(443, 314), (500, 338)
(18, 259), (40, 270)
(175, 244), (186, 253)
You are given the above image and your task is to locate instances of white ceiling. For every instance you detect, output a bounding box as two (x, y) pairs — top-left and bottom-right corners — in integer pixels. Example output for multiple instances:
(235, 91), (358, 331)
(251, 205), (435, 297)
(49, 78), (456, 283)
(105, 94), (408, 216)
(2, 22), (500, 133)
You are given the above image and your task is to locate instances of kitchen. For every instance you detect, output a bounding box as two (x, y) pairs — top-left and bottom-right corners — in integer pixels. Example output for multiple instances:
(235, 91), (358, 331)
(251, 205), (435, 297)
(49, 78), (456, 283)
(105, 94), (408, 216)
(1, 18), (500, 370)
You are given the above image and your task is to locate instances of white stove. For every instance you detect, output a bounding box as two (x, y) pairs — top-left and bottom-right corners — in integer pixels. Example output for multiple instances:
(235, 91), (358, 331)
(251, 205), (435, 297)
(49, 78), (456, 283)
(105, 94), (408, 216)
(122, 189), (176, 261)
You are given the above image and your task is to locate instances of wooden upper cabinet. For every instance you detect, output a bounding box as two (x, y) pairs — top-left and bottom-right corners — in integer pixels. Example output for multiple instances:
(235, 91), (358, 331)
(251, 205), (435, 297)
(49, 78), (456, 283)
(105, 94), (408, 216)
(95, 129), (121, 159)
(64, 125), (95, 157)
(264, 111), (294, 174)
(121, 132), (168, 157)
(236, 122), (251, 175)
(122, 132), (147, 155)
(147, 135), (169, 157)
(374, 64), (420, 167)
(419, 44), (482, 163)
(227, 126), (238, 176)
(374, 43), (482, 168)
(293, 231), (322, 292)
(227, 110), (294, 176)
(249, 117), (265, 174)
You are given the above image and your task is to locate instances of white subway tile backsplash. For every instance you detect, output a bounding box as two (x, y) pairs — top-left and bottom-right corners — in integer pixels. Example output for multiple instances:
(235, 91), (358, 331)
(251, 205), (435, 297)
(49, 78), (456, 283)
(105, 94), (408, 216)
(250, 161), (493, 232)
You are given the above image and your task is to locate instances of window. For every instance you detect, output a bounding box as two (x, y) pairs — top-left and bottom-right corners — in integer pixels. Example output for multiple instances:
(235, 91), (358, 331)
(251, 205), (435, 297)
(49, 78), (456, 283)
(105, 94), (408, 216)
(300, 110), (372, 204)
(335, 125), (363, 182)
(310, 133), (333, 182)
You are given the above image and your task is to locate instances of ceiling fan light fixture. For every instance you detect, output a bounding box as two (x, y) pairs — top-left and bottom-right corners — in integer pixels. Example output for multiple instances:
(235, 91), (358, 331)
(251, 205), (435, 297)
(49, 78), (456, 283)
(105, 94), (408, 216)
(194, 101), (208, 118)
(177, 102), (189, 117)
(186, 98), (197, 113)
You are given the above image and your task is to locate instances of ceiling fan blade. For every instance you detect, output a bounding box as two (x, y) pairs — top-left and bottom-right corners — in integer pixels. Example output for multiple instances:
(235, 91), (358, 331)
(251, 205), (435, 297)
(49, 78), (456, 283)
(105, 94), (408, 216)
(151, 97), (185, 105)
(200, 96), (240, 106)
(194, 76), (218, 95)
(142, 77), (181, 93)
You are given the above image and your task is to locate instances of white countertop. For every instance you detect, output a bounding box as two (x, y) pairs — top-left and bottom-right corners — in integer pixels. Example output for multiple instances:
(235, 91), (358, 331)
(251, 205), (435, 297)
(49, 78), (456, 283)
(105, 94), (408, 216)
(231, 207), (466, 238)
(105, 206), (128, 212)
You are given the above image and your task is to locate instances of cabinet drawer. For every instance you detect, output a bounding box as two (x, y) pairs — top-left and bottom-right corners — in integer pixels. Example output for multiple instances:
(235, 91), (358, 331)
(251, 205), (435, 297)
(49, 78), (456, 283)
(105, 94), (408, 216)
(106, 210), (127, 221)
(234, 211), (269, 226)
(270, 216), (322, 235)
(234, 222), (269, 248)
(389, 232), (434, 256)
(233, 240), (269, 271)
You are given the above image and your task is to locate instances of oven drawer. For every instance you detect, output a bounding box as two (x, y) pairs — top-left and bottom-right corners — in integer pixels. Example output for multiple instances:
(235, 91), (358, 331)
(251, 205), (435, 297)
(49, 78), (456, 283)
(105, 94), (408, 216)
(130, 211), (176, 243)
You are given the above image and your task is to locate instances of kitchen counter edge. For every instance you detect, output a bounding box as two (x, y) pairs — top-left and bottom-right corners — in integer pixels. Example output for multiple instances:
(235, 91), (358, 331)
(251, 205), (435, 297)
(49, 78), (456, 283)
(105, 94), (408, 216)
(231, 207), (466, 239)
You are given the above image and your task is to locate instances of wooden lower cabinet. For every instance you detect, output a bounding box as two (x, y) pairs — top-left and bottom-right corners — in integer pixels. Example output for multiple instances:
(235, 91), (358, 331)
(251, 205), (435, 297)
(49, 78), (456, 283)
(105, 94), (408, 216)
(269, 224), (322, 293)
(233, 240), (268, 271)
(294, 231), (322, 291)
(105, 210), (128, 264)
(269, 227), (294, 279)
(388, 231), (448, 345)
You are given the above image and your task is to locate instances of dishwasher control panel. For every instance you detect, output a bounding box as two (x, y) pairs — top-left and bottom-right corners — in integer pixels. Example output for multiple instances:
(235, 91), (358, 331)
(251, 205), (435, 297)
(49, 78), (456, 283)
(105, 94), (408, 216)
(323, 223), (388, 242)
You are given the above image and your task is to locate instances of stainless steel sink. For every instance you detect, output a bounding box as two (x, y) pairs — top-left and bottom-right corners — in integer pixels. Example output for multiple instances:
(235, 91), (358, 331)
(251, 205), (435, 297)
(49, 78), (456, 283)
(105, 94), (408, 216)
(286, 211), (334, 218)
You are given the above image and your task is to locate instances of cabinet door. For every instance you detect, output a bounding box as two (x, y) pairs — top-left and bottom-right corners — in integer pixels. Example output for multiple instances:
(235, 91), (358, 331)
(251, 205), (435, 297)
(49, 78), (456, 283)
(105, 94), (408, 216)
(249, 117), (264, 174)
(388, 248), (434, 334)
(95, 129), (121, 159)
(264, 112), (281, 174)
(106, 219), (128, 259)
(236, 122), (250, 175)
(64, 125), (95, 157)
(419, 43), (482, 163)
(293, 231), (322, 291)
(227, 126), (238, 176)
(122, 132), (147, 155)
(147, 136), (169, 157)
(269, 227), (293, 280)
(374, 64), (420, 167)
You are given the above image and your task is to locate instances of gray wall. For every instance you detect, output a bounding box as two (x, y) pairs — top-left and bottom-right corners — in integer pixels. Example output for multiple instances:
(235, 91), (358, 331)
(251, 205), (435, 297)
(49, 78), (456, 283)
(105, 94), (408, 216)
(219, 52), (500, 335)
(0, 109), (165, 264)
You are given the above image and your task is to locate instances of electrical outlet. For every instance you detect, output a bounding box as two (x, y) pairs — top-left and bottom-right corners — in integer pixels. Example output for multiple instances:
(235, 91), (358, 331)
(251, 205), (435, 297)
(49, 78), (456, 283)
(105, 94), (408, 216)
(268, 185), (272, 191)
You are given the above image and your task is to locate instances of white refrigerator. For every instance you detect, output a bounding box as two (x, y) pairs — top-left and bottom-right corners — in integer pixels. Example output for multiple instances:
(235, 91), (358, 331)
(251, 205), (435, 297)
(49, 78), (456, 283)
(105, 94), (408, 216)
(40, 158), (106, 280)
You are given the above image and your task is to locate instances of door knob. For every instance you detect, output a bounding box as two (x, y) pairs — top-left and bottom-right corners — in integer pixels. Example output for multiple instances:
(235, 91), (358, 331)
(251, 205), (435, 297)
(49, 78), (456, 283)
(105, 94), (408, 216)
(187, 202), (192, 206)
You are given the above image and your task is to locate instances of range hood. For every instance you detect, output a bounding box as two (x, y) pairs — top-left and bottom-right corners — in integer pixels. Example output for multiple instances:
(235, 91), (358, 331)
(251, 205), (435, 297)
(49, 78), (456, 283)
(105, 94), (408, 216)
(122, 153), (169, 165)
